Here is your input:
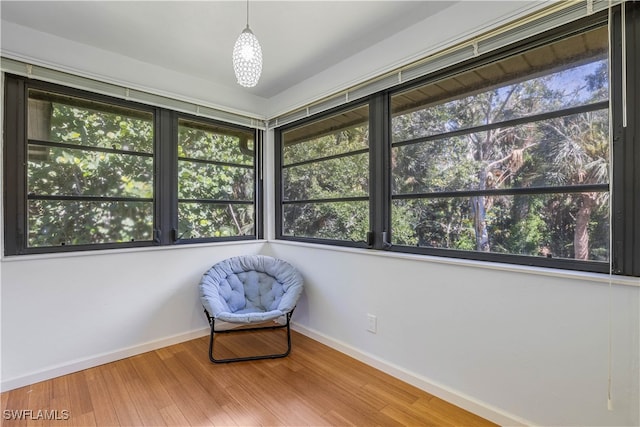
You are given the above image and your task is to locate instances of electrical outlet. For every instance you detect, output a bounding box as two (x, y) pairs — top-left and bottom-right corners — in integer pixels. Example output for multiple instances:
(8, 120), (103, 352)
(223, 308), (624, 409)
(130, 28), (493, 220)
(367, 313), (377, 333)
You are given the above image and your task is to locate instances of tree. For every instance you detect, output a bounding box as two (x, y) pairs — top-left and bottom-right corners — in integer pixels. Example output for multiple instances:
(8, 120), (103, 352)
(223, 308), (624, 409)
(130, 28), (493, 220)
(177, 122), (255, 238)
(537, 62), (609, 259)
(390, 57), (610, 260)
(26, 95), (256, 247)
(28, 98), (154, 246)
(282, 126), (370, 241)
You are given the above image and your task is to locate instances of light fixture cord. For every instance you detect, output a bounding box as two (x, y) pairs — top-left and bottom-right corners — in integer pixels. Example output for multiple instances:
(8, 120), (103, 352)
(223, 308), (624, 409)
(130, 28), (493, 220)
(246, 0), (250, 28)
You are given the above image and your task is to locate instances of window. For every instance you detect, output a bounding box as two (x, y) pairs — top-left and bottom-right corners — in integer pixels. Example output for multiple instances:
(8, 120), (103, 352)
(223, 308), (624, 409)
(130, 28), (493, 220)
(390, 25), (610, 268)
(177, 118), (256, 240)
(276, 7), (640, 276)
(4, 77), (261, 255)
(276, 103), (370, 245)
(24, 89), (155, 248)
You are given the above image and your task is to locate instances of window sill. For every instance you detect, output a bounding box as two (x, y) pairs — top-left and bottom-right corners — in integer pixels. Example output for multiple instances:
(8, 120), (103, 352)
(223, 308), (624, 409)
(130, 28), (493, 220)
(1, 239), (267, 263)
(267, 239), (640, 288)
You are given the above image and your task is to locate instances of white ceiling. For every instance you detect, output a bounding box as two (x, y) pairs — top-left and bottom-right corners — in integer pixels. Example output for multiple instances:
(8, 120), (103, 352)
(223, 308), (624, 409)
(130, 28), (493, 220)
(0, 1), (455, 99)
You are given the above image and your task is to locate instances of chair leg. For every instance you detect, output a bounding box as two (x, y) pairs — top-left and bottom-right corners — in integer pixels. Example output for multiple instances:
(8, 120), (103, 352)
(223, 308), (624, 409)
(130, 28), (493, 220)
(207, 312), (294, 363)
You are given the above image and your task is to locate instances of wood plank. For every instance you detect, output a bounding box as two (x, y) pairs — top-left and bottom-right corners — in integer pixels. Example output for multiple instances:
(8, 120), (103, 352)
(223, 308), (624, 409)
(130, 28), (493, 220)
(114, 359), (166, 426)
(66, 370), (93, 418)
(382, 403), (446, 427)
(126, 354), (176, 413)
(84, 367), (120, 427)
(131, 351), (212, 426)
(260, 345), (404, 425)
(172, 347), (236, 408)
(227, 361), (328, 426)
(157, 349), (237, 426)
(3, 386), (32, 427)
(99, 364), (144, 426)
(25, 380), (51, 427)
(49, 376), (72, 427)
(158, 404), (191, 427)
(362, 381), (420, 406)
(321, 409), (359, 426)
(68, 410), (97, 427)
(223, 384), (286, 426)
(418, 395), (496, 427)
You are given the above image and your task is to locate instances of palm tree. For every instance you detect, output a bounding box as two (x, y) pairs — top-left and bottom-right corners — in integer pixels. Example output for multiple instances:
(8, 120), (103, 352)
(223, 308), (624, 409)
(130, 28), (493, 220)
(543, 109), (609, 259)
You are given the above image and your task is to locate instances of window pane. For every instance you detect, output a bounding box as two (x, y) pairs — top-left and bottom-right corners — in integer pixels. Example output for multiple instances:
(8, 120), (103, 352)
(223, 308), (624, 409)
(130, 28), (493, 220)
(392, 192), (609, 261)
(392, 109), (609, 194)
(392, 60), (608, 142)
(25, 89), (155, 249)
(28, 200), (153, 247)
(178, 119), (254, 165)
(28, 90), (153, 153)
(178, 203), (254, 239)
(177, 117), (256, 240)
(178, 161), (254, 201)
(28, 144), (153, 198)
(390, 24), (609, 264)
(283, 153), (369, 200)
(393, 134), (485, 194)
(282, 105), (369, 165)
(279, 104), (370, 243)
(391, 26), (609, 142)
(282, 201), (369, 241)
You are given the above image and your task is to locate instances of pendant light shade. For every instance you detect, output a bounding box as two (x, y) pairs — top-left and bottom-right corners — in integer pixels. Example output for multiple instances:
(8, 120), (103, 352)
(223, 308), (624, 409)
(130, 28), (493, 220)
(233, 0), (262, 88)
(233, 26), (262, 87)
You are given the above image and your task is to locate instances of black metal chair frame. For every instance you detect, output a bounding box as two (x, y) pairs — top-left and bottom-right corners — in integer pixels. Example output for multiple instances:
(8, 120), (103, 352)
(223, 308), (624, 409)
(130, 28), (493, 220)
(204, 308), (295, 363)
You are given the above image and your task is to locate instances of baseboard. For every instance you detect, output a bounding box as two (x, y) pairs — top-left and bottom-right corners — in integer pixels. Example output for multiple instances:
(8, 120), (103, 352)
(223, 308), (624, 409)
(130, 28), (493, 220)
(0, 327), (210, 392)
(291, 322), (535, 427)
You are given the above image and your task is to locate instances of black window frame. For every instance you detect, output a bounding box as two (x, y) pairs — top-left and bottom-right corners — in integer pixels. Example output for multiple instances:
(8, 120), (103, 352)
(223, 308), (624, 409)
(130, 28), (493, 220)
(611, 2), (640, 277)
(173, 113), (260, 243)
(275, 5), (640, 277)
(275, 98), (374, 248)
(387, 17), (611, 274)
(3, 75), (262, 255)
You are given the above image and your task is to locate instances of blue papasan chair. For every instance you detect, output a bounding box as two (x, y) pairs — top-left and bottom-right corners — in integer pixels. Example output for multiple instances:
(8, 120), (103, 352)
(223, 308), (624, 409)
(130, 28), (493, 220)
(199, 255), (304, 363)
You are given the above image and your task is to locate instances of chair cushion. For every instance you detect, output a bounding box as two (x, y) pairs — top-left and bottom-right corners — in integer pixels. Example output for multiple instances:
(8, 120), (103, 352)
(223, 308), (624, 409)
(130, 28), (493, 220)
(199, 255), (303, 323)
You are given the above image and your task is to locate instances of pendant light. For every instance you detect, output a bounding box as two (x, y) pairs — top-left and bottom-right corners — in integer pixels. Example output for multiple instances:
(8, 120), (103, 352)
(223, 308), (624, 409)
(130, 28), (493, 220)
(232, 0), (262, 87)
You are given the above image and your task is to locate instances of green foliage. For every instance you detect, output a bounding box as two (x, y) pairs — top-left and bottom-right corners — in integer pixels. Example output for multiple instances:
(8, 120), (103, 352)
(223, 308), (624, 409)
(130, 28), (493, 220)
(48, 103), (154, 152)
(178, 123), (253, 165)
(178, 204), (254, 239)
(26, 98), (256, 247)
(28, 200), (153, 246)
(283, 202), (368, 241)
(282, 124), (370, 241)
(27, 53), (610, 261)
(29, 146), (153, 198)
(284, 127), (368, 165)
(27, 99), (155, 246)
(177, 122), (255, 239)
(284, 57), (610, 262)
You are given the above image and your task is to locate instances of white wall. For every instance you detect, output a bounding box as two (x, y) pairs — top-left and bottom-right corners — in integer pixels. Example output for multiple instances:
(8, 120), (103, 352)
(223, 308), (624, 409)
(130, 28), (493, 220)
(0, 242), (265, 391)
(265, 242), (640, 427)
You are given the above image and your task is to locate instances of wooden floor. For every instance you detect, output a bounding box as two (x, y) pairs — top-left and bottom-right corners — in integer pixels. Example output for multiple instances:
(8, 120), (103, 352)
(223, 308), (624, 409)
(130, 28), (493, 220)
(1, 329), (495, 426)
